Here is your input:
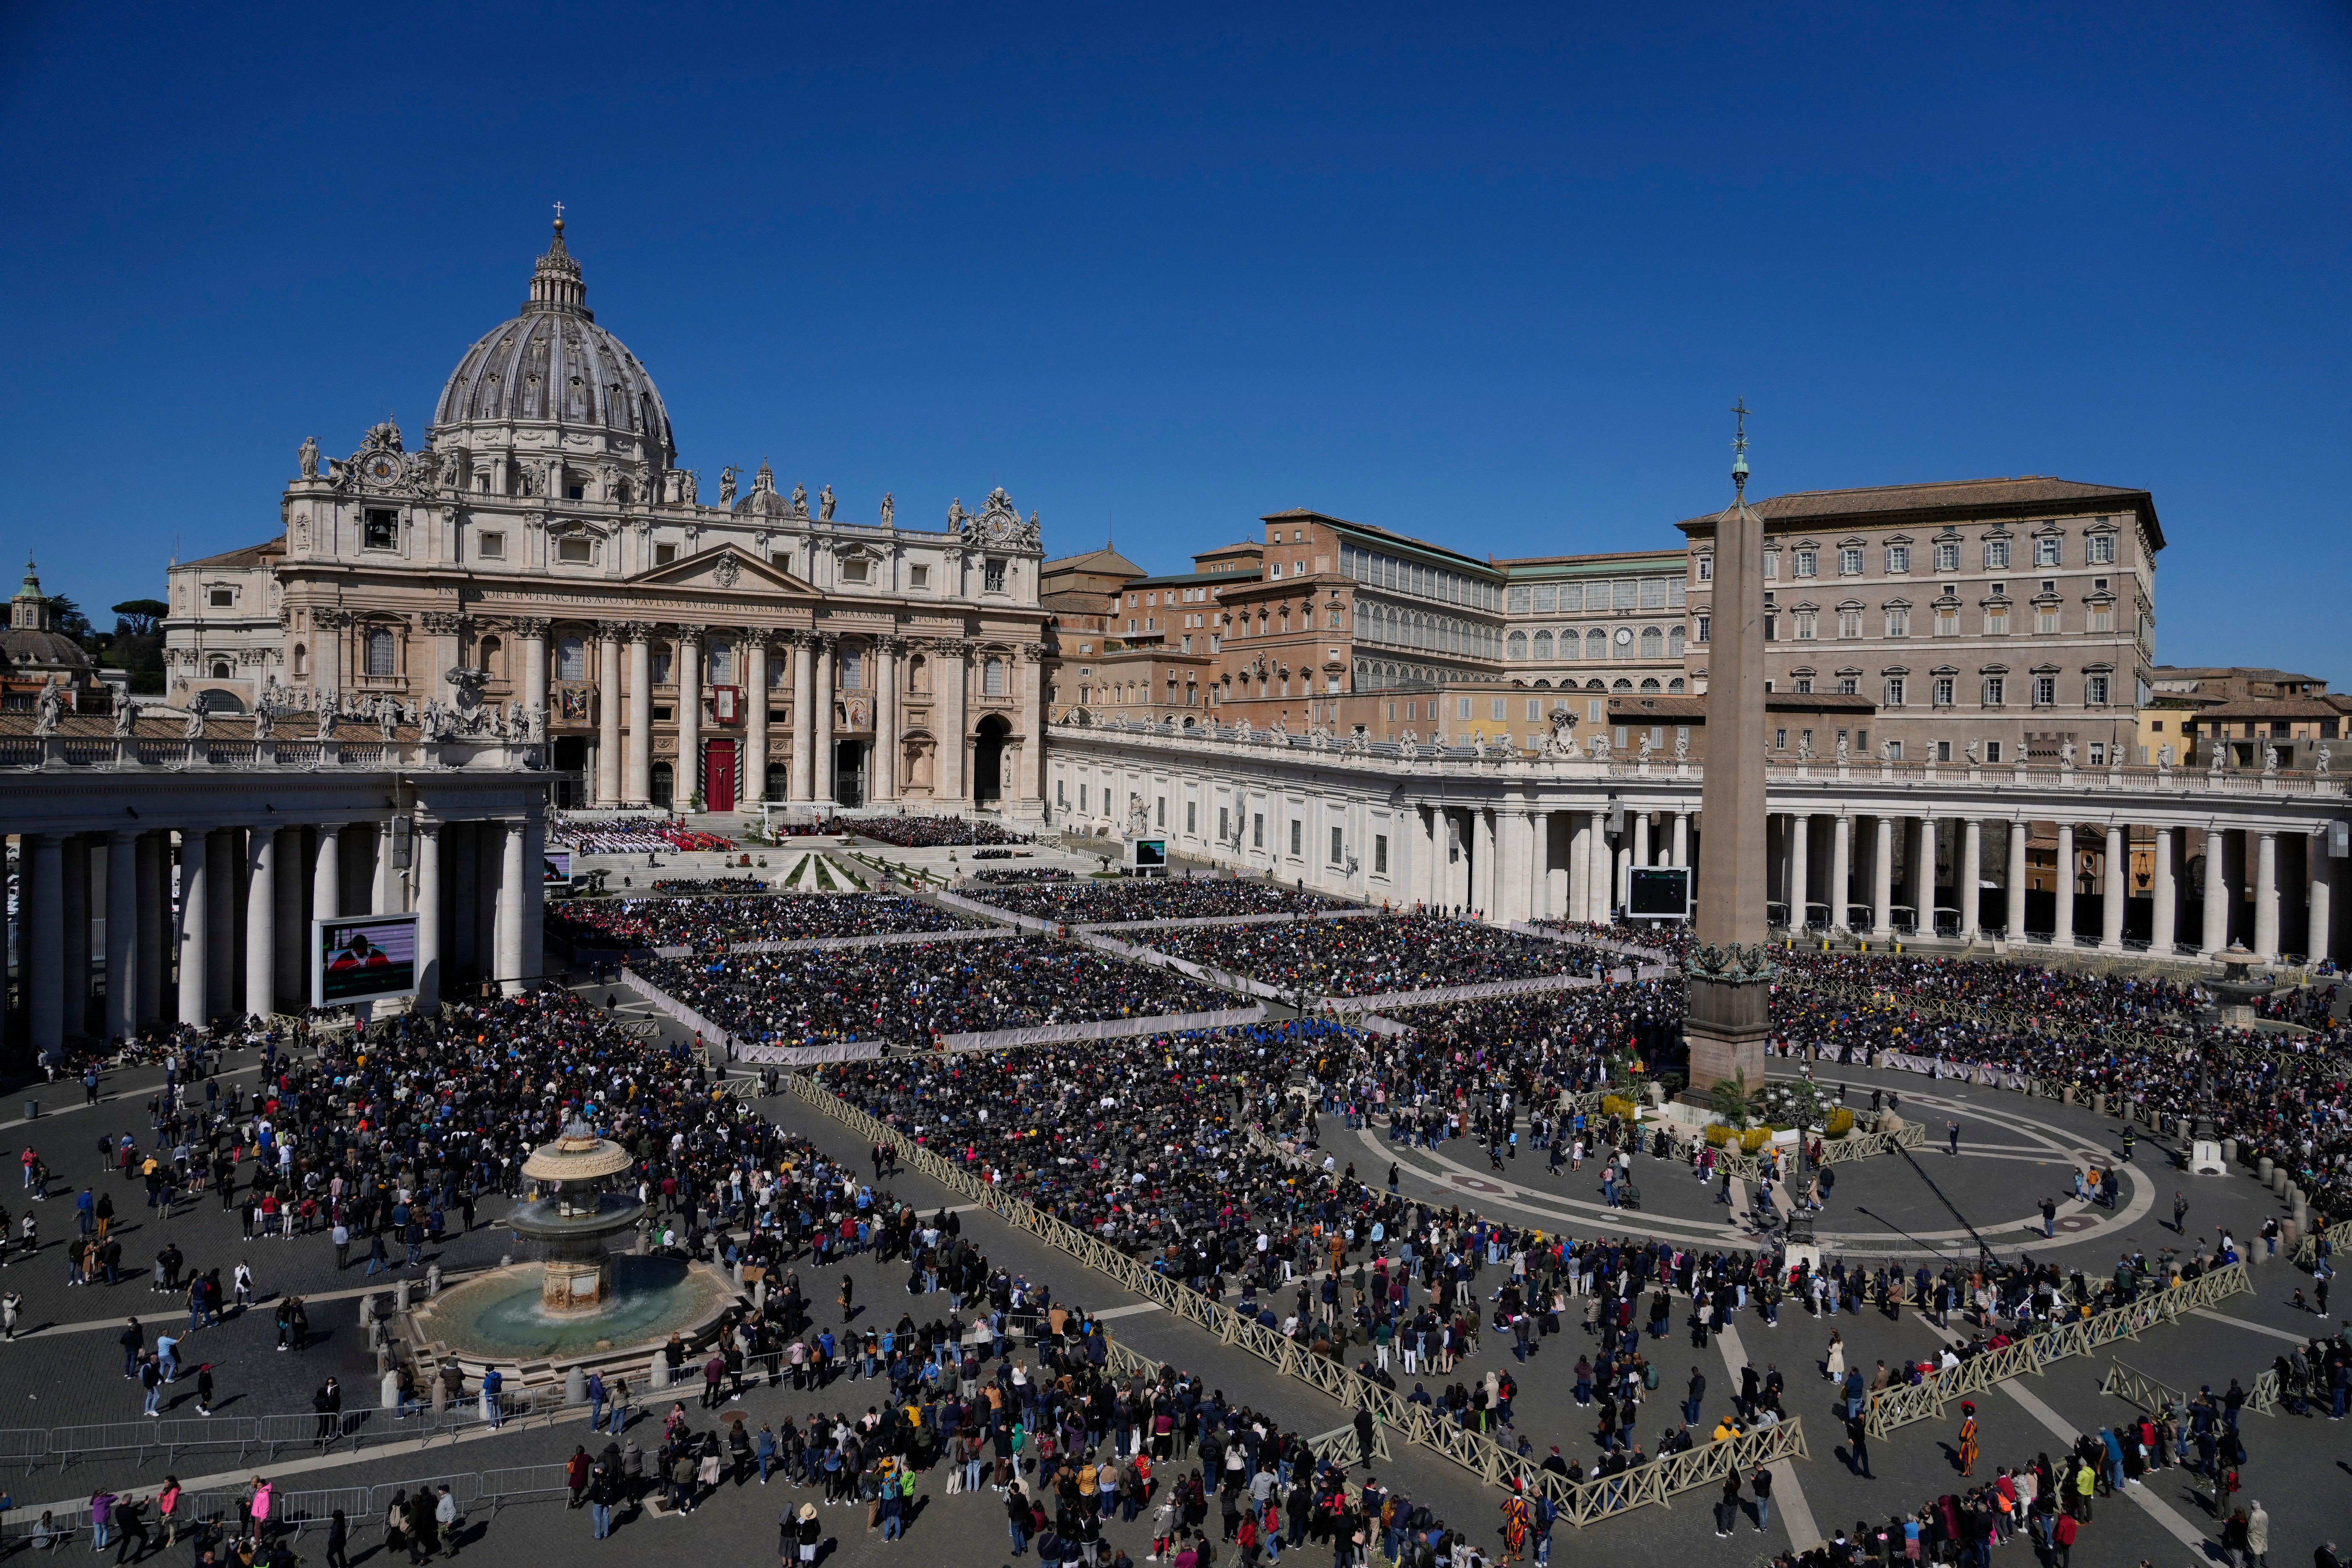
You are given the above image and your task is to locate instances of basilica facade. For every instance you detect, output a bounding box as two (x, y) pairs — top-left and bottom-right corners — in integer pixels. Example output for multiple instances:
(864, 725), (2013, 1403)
(164, 219), (1050, 816)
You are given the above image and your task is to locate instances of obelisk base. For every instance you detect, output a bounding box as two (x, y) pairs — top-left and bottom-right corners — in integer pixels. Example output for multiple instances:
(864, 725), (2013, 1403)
(1684, 972), (1771, 1091)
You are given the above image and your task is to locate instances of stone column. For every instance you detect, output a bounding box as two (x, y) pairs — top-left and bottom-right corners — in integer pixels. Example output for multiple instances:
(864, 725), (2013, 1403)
(1520, 810), (1542, 921)
(1565, 812), (1587, 923)
(1632, 811), (1652, 882)
(2308, 830), (2335, 967)
(2054, 823), (2076, 944)
(625, 624), (654, 806)
(2006, 821), (2028, 939)
(515, 616), (550, 725)
(596, 621), (625, 805)
(495, 820), (526, 995)
(2254, 829), (2280, 961)
(61, 837), (90, 1039)
(2151, 825), (2177, 953)
(744, 638), (771, 805)
(1790, 813), (1812, 929)
(245, 826), (276, 1019)
(105, 830), (139, 1042)
(1830, 815), (1852, 933)
(415, 821), (443, 1014)
(1475, 808), (1498, 918)
(1871, 815), (1895, 939)
(313, 822), (342, 926)
(2201, 826), (2230, 956)
(2101, 824), (2127, 952)
(810, 634), (837, 807)
(205, 829), (236, 1013)
(782, 633), (812, 803)
(176, 830), (208, 1028)
(934, 639), (970, 805)
(136, 832), (165, 1026)
(871, 637), (900, 804)
(1908, 816), (1933, 932)
(26, 834), (63, 1056)
(1956, 818), (1981, 939)
(674, 624), (704, 810)
(1672, 811), (1689, 869)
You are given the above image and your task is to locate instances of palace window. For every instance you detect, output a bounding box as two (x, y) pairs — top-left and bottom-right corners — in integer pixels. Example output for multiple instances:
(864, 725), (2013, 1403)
(1984, 539), (2011, 570)
(558, 637), (586, 680)
(1933, 675), (1954, 706)
(2035, 537), (2061, 567)
(1983, 675), (2005, 706)
(2085, 673), (2111, 706)
(2087, 534), (2116, 565)
(1793, 549), (1818, 578)
(364, 627), (395, 677)
(983, 657), (1006, 696)
(1885, 544), (1910, 573)
(1839, 546), (1863, 575)
(2033, 674), (2056, 705)
(1935, 542), (1960, 572)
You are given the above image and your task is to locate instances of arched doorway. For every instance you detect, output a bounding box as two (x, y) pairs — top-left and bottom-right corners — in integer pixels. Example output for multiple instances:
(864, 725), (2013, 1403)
(833, 739), (867, 807)
(973, 714), (1011, 804)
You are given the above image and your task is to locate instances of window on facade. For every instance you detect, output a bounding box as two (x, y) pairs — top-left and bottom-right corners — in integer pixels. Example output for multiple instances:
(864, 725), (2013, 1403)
(1507, 631), (1527, 660)
(1695, 614), (1710, 643)
(1529, 630), (1550, 660)
(1373, 833), (1388, 874)
(983, 657), (1005, 696)
(1251, 812), (1264, 849)
(983, 560), (1007, 593)
(652, 542), (677, 565)
(1792, 676), (1814, 694)
(1884, 607), (1908, 637)
(2034, 537), (2061, 567)
(558, 537), (595, 564)
(1885, 544), (1910, 573)
(1836, 676), (1858, 695)
(1883, 676), (1906, 707)
(841, 558), (869, 583)
(1933, 675), (1954, 706)
(1984, 539), (2010, 569)
(2035, 607), (2059, 634)
(1585, 629), (1607, 659)
(1935, 606), (1958, 636)
(1763, 553), (1778, 580)
(1639, 627), (1663, 659)
(908, 564), (930, 590)
(291, 645), (307, 678)
(1697, 555), (1713, 581)
(2087, 534), (2115, 565)
(1763, 614), (1776, 641)
(1639, 579), (1667, 609)
(1793, 610), (1817, 641)
(364, 626), (396, 676)
(1983, 676), (2005, 706)
(209, 587), (233, 607)
(2085, 673), (2110, 705)
(1935, 542), (1960, 571)
(1793, 549), (1818, 577)
(209, 660), (231, 680)
(1839, 547), (1863, 575)
(1985, 608), (2008, 635)
(1325, 825), (1343, 866)
(363, 510), (399, 551)
(2033, 674), (2056, 705)
(1836, 609), (1862, 639)
(478, 531), (506, 560)
(1983, 740), (2002, 763)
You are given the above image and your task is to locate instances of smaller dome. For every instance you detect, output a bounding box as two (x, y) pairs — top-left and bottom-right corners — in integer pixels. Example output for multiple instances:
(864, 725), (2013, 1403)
(5, 557), (92, 673)
(734, 459), (793, 518)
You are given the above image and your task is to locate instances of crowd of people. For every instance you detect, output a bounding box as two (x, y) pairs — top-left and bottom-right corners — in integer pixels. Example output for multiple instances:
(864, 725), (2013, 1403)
(1143, 914), (1618, 998)
(851, 816), (1037, 848)
(549, 895), (980, 954)
(965, 875), (1354, 926)
(640, 938), (1230, 1047)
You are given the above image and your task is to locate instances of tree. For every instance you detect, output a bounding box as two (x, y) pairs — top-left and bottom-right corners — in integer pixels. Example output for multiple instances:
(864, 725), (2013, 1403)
(1708, 1070), (1757, 1132)
(112, 599), (169, 637)
(45, 594), (93, 644)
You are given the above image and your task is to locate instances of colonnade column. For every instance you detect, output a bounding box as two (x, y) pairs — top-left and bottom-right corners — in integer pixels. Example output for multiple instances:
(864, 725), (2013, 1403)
(495, 820), (525, 995)
(176, 830), (209, 1028)
(872, 638), (899, 804)
(1631, 813), (1652, 900)
(1789, 813), (1812, 929)
(595, 621), (624, 805)
(106, 829), (139, 1042)
(415, 821), (442, 1014)
(522, 815), (546, 983)
(1909, 816), (1934, 932)
(245, 826), (276, 1020)
(2053, 823), (2075, 944)
(1830, 815), (1853, 933)
(624, 624), (653, 807)
(810, 634), (837, 807)
(1523, 810), (1545, 922)
(1871, 816), (1895, 939)
(1671, 811), (1689, 869)
(1017, 641), (1047, 811)
(2100, 825), (2127, 953)
(1419, 806), (1441, 908)
(744, 639), (771, 805)
(2201, 826), (2229, 957)
(2150, 826), (2177, 953)
(1959, 818), (1983, 941)
(936, 640), (970, 805)
(26, 835), (63, 1055)
(2254, 830), (2280, 961)
(1475, 809), (1498, 918)
(2310, 830), (2336, 967)
(675, 624), (704, 810)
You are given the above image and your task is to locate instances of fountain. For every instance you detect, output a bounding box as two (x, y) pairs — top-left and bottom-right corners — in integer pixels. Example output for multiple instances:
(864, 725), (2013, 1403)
(2205, 941), (2280, 1031)
(397, 1121), (738, 1385)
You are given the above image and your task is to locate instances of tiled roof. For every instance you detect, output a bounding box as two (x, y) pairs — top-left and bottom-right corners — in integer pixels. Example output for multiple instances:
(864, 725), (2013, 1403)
(179, 536), (285, 571)
(1677, 476), (2163, 549)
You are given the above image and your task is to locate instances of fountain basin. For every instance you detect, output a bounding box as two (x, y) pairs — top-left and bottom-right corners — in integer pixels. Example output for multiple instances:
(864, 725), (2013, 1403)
(400, 1255), (738, 1385)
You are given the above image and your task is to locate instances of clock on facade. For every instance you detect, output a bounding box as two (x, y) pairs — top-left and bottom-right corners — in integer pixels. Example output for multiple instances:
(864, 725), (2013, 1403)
(1614, 627), (1633, 648)
(361, 452), (406, 488)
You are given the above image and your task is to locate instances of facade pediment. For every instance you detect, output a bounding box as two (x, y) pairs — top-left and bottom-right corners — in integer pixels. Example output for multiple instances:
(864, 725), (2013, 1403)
(627, 544), (815, 596)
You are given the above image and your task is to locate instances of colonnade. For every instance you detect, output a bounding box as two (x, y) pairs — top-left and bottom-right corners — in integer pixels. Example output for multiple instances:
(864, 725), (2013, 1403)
(1767, 811), (2337, 963)
(13, 811), (544, 1057)
(1411, 804), (1694, 926)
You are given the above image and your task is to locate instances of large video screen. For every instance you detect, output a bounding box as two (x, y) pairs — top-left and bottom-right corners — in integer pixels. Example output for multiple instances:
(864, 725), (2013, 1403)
(1626, 866), (1691, 920)
(312, 913), (420, 1006)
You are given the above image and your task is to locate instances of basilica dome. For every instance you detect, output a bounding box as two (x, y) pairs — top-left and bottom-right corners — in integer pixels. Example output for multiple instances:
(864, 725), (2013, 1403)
(431, 219), (676, 466)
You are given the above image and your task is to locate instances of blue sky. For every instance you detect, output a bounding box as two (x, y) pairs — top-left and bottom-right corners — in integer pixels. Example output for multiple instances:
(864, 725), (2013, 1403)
(3, 3), (2347, 671)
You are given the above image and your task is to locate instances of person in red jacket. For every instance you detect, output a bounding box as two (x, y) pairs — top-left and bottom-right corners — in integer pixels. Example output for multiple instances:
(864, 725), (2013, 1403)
(2053, 1509), (2080, 1568)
